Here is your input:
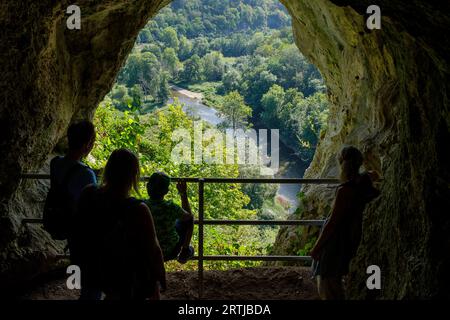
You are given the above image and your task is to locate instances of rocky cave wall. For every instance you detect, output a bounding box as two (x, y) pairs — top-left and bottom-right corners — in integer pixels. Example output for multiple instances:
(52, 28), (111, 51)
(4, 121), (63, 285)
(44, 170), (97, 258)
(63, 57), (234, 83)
(0, 0), (171, 292)
(1, 0), (449, 298)
(276, 0), (450, 299)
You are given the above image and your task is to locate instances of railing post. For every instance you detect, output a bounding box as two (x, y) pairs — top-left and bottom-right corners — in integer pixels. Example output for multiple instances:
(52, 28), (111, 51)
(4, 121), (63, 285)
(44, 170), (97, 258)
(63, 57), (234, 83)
(198, 178), (204, 299)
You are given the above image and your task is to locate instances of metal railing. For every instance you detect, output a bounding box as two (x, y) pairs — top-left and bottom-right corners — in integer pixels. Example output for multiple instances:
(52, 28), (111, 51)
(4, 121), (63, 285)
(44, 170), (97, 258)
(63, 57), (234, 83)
(21, 174), (338, 298)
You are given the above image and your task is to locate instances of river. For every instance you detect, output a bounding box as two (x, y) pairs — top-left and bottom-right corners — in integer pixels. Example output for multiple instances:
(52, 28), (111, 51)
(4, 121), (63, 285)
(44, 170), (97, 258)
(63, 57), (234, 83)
(168, 86), (308, 211)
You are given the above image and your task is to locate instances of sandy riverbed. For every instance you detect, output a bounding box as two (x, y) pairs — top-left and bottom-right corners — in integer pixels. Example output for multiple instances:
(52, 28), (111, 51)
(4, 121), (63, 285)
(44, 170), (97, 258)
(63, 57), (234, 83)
(171, 85), (204, 101)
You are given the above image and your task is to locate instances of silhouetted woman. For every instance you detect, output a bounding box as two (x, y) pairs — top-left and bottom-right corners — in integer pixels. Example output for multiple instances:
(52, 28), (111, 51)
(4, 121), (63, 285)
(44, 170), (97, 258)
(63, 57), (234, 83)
(72, 148), (166, 300)
(310, 146), (380, 300)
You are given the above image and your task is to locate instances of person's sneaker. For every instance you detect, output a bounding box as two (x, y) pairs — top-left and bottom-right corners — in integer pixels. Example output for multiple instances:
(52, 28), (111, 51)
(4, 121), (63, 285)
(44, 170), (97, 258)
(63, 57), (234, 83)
(177, 246), (195, 264)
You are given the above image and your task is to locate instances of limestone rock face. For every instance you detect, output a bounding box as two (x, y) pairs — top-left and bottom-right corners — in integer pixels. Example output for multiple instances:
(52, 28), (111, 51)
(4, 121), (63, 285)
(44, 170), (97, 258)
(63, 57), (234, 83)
(276, 0), (450, 299)
(0, 0), (171, 290)
(0, 0), (449, 298)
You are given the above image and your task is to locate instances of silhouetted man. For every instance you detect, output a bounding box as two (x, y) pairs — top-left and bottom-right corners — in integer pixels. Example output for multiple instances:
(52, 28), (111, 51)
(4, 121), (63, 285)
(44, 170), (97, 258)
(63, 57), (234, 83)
(48, 120), (98, 299)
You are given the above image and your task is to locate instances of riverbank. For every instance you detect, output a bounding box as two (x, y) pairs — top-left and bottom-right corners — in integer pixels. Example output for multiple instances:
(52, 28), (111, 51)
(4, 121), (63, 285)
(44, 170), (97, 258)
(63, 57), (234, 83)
(172, 81), (224, 109)
(168, 84), (308, 211)
(170, 84), (204, 101)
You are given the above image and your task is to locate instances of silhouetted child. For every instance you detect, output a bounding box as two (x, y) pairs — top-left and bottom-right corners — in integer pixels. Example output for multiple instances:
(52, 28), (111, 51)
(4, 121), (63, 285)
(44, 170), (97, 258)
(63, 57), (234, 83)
(145, 172), (195, 263)
(310, 146), (380, 300)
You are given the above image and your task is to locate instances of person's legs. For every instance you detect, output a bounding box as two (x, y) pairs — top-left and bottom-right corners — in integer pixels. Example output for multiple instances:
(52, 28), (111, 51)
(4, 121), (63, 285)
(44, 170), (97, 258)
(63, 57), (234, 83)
(317, 276), (345, 300)
(175, 219), (188, 240)
(162, 221), (184, 261)
(164, 220), (194, 262)
(175, 219), (194, 263)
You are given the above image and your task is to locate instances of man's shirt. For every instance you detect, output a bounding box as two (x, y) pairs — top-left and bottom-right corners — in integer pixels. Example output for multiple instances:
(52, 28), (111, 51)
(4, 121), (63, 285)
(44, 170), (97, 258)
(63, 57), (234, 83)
(50, 156), (97, 202)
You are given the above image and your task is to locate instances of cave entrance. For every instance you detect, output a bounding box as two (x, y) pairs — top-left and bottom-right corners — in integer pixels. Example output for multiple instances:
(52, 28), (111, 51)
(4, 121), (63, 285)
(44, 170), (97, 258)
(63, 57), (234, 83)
(90, 0), (330, 272)
(3, 0), (448, 300)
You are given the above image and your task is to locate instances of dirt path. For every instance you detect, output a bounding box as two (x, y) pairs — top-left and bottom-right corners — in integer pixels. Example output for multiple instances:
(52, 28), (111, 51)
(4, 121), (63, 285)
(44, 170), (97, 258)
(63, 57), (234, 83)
(21, 267), (318, 300)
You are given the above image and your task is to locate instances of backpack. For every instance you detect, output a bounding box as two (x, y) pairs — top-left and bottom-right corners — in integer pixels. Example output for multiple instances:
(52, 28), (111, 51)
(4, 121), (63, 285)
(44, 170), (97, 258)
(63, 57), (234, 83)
(43, 162), (83, 240)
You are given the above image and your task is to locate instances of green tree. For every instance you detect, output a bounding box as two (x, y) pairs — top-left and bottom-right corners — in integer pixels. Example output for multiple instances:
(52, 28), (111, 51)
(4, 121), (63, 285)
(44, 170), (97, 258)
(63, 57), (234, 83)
(242, 66), (277, 111)
(162, 47), (180, 77)
(130, 84), (144, 110)
(202, 51), (225, 81)
(291, 92), (328, 161)
(139, 52), (162, 97)
(110, 84), (133, 111)
(120, 52), (161, 97)
(111, 84), (128, 100)
(221, 69), (241, 93)
(178, 35), (193, 61)
(141, 44), (162, 59)
(138, 29), (152, 43)
(157, 72), (171, 104)
(260, 84), (285, 127)
(161, 26), (179, 50)
(192, 37), (209, 57)
(220, 91), (252, 130)
(181, 54), (203, 83)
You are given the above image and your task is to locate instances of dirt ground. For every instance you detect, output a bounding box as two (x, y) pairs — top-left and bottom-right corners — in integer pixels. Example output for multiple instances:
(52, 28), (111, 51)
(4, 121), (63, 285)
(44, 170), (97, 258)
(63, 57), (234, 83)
(21, 267), (319, 300)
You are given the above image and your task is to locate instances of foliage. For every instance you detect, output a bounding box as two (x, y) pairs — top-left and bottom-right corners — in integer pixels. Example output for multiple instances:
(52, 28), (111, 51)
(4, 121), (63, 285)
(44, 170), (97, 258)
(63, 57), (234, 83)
(201, 51), (226, 82)
(180, 54), (203, 83)
(218, 91), (252, 130)
(95, 0), (331, 270)
(90, 101), (277, 270)
(148, 0), (290, 40)
(261, 86), (329, 161)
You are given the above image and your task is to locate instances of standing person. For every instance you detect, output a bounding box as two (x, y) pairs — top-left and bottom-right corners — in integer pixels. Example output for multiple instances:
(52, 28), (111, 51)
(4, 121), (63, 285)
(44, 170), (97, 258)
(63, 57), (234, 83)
(45, 120), (97, 240)
(145, 172), (195, 263)
(72, 149), (166, 300)
(45, 120), (98, 299)
(310, 146), (380, 300)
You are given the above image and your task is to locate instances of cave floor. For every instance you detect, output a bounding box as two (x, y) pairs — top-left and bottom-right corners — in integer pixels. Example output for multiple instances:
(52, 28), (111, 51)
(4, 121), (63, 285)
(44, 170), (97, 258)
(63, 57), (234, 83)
(21, 266), (319, 300)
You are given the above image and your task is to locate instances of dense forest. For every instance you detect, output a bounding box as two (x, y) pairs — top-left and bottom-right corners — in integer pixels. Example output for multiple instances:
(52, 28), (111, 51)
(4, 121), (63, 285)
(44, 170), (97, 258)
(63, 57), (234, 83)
(94, 0), (329, 270)
(103, 0), (328, 160)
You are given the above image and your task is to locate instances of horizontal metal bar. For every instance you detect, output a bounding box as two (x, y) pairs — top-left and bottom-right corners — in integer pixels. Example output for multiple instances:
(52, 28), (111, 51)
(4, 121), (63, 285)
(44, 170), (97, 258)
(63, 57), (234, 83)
(193, 255), (312, 262)
(199, 219), (324, 226)
(20, 174), (340, 184)
(177, 178), (339, 184)
(23, 218), (324, 226)
(54, 254), (311, 262)
(19, 174), (200, 182)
